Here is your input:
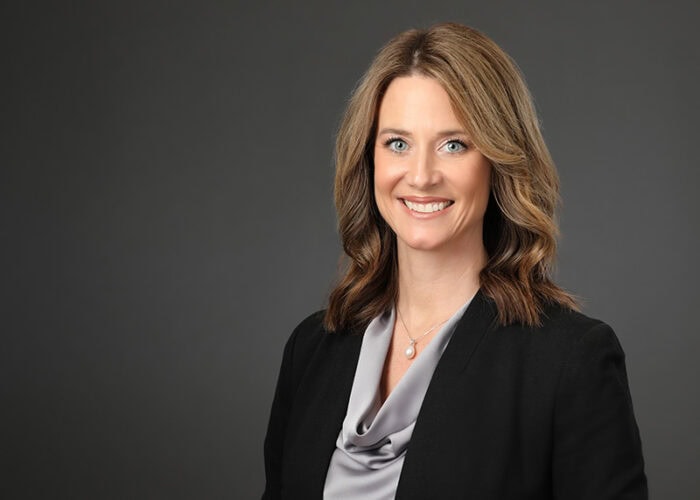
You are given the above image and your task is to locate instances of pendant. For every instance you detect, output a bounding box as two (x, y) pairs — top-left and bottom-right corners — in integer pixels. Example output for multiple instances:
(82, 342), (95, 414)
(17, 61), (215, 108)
(404, 340), (416, 359)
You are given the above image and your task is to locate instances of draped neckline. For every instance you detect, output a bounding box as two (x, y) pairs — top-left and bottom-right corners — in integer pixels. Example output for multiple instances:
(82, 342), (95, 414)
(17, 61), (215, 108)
(335, 296), (474, 469)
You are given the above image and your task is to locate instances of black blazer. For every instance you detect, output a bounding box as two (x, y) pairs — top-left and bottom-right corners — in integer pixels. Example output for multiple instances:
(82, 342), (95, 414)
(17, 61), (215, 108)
(262, 291), (647, 499)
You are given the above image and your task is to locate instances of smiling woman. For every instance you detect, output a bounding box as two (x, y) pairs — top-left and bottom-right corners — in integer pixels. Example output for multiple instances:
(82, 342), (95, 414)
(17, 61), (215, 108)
(373, 75), (492, 256)
(327, 24), (576, 334)
(263, 22), (647, 499)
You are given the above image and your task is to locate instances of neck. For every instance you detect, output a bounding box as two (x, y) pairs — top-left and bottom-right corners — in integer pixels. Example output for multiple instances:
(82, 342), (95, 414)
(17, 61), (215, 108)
(395, 238), (486, 329)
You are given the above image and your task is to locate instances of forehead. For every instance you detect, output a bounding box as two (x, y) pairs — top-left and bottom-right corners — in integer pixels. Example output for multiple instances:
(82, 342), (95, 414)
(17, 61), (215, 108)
(377, 75), (462, 129)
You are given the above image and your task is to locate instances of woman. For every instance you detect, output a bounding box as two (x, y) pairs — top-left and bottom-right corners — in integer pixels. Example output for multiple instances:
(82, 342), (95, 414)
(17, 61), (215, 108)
(263, 23), (647, 499)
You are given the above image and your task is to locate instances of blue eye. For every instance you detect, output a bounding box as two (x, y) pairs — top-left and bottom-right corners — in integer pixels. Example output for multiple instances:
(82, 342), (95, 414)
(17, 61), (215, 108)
(385, 138), (408, 152)
(444, 140), (467, 153)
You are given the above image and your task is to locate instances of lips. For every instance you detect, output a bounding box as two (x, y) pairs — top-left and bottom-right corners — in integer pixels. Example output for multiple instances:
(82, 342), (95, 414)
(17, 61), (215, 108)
(401, 198), (454, 214)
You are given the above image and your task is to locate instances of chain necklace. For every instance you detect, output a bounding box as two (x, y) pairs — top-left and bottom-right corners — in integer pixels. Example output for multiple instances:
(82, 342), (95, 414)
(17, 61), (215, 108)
(397, 307), (449, 360)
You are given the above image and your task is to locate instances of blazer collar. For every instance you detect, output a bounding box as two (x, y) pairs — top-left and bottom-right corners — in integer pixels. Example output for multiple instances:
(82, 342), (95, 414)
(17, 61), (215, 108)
(433, 288), (496, 374)
(295, 290), (496, 497)
(285, 328), (362, 497)
(396, 289), (497, 497)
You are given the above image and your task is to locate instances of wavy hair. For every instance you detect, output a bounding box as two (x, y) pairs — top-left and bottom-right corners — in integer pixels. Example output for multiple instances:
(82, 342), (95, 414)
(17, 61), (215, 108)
(324, 23), (577, 333)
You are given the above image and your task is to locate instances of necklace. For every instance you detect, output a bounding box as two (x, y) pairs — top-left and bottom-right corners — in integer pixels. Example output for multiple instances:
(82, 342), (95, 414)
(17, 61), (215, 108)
(397, 308), (449, 360)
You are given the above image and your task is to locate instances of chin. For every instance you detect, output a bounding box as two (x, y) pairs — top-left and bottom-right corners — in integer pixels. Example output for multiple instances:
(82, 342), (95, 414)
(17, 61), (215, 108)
(396, 233), (449, 252)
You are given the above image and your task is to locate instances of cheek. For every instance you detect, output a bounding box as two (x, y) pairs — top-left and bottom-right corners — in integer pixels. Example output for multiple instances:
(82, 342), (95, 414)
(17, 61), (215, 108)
(373, 155), (388, 212)
(373, 151), (394, 197)
(372, 152), (401, 225)
(373, 173), (392, 223)
(472, 160), (492, 211)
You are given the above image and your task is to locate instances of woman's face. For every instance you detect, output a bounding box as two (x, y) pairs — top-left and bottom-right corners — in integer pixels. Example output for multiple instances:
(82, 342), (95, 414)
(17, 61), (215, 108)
(373, 75), (492, 255)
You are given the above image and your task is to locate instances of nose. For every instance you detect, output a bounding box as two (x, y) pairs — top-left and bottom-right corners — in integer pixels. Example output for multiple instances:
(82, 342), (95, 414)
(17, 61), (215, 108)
(407, 149), (440, 189)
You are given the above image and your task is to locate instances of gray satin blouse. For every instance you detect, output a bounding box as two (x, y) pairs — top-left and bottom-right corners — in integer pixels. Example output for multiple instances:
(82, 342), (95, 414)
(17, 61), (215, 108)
(323, 297), (473, 499)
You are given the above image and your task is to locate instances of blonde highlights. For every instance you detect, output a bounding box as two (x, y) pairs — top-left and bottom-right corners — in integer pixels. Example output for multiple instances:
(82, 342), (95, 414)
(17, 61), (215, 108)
(325, 23), (577, 333)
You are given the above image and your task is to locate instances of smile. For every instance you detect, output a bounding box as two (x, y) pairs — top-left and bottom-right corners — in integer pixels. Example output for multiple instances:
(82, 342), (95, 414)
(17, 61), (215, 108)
(402, 199), (454, 213)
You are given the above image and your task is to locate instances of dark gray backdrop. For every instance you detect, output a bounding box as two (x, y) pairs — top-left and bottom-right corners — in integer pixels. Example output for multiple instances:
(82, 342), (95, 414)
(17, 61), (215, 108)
(3, 1), (699, 498)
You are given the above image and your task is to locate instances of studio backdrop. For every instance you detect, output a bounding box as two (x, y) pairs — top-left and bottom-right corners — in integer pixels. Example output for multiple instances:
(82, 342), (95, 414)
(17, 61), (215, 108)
(3, 1), (699, 498)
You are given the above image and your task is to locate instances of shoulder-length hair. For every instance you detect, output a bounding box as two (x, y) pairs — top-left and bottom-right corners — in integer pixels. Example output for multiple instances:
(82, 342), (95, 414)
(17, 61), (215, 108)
(324, 22), (577, 333)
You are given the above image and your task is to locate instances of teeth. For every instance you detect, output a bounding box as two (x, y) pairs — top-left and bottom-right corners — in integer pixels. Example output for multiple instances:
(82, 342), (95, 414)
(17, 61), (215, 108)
(403, 200), (452, 213)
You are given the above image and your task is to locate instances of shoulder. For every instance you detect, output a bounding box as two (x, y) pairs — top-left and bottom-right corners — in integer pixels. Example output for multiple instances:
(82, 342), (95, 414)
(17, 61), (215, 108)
(533, 303), (627, 374)
(278, 309), (364, 400)
(488, 301), (626, 367)
(537, 302), (621, 347)
(289, 309), (328, 345)
(291, 309), (326, 337)
(539, 302), (607, 335)
(281, 310), (330, 371)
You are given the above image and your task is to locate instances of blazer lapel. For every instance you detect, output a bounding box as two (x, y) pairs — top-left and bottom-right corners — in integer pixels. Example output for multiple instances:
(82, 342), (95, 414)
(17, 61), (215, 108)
(282, 329), (363, 497)
(395, 290), (497, 498)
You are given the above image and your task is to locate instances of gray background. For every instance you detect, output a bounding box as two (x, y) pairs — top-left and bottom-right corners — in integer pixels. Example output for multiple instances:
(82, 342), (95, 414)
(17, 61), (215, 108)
(2, 1), (699, 498)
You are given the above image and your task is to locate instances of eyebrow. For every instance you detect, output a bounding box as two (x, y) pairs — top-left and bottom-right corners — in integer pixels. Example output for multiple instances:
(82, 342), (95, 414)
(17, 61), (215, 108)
(377, 127), (469, 138)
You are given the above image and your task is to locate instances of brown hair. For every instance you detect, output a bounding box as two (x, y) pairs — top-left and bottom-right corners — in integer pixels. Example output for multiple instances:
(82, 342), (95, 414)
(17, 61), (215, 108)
(325, 23), (577, 333)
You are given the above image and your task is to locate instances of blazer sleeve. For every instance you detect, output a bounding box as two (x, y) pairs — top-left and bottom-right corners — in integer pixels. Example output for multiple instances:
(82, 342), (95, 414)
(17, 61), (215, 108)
(262, 324), (301, 500)
(552, 322), (648, 499)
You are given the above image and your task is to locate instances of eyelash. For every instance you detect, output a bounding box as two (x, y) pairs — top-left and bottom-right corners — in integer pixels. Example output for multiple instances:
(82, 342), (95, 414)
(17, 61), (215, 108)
(382, 137), (469, 152)
(444, 139), (468, 151)
(383, 136), (405, 149)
